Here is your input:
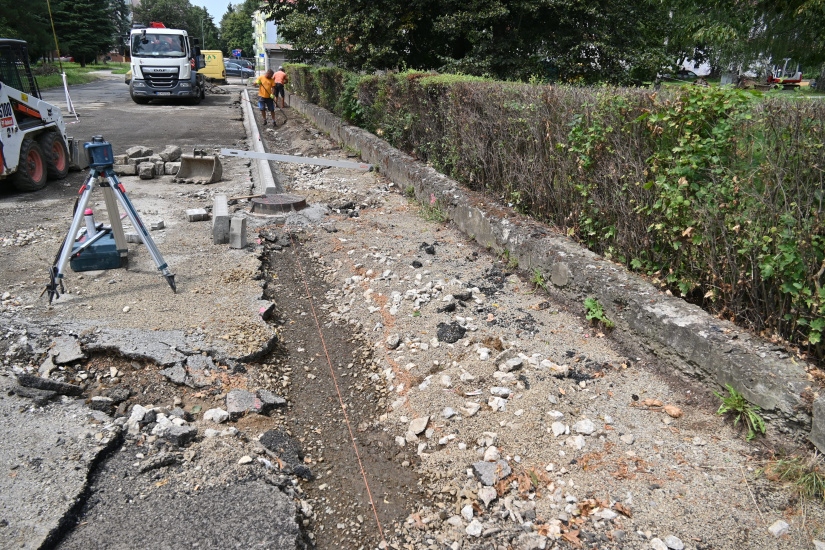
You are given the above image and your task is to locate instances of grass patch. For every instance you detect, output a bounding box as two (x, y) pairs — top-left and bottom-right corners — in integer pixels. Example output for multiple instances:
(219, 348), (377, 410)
(584, 297), (614, 329)
(714, 384), (766, 441)
(417, 193), (447, 223)
(32, 61), (128, 89)
(761, 453), (825, 502)
(529, 268), (547, 293)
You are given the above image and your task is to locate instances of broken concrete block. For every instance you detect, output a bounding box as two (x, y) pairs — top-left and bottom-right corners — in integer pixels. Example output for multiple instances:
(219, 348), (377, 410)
(113, 154), (129, 164)
(125, 146), (152, 158)
(164, 425), (197, 446)
(112, 164), (137, 176)
(52, 336), (86, 364)
(257, 389), (286, 413)
(159, 145), (182, 162)
(151, 220), (165, 230)
(212, 194), (230, 245)
(229, 216), (247, 249)
(204, 408), (229, 424)
(164, 162), (180, 176)
(125, 232), (142, 244)
(154, 161), (165, 175)
(186, 208), (209, 222)
(226, 388), (260, 419)
(159, 364), (187, 385)
(137, 162), (155, 179)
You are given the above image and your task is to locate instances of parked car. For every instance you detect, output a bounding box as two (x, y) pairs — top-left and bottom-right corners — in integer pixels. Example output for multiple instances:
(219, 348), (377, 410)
(223, 61), (253, 79)
(675, 69), (699, 80)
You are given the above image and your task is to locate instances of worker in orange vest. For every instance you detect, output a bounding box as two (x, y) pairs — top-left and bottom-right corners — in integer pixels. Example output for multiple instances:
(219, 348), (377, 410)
(254, 69), (276, 125)
(273, 66), (288, 109)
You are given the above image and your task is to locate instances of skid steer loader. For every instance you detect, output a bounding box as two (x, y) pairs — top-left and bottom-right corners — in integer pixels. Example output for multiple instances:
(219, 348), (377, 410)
(0, 38), (81, 191)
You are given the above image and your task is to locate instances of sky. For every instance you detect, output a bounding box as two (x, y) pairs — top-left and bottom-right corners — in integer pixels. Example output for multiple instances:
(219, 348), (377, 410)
(190, 0), (234, 21)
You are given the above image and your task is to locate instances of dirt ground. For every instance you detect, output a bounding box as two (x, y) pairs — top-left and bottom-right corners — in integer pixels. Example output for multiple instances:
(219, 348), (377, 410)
(3, 86), (825, 550)
(251, 106), (825, 550)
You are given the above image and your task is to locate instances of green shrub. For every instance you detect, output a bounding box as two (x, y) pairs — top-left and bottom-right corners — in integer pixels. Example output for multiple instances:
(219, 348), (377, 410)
(288, 65), (825, 365)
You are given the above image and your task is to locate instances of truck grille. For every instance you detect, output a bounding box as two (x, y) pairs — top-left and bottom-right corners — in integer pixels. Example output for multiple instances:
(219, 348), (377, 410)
(142, 67), (179, 88)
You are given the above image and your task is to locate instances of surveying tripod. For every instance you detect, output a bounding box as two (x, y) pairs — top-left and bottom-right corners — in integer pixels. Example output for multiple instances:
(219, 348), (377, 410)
(44, 135), (176, 303)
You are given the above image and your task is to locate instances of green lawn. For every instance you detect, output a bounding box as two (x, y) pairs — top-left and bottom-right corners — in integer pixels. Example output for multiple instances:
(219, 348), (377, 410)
(33, 62), (130, 89)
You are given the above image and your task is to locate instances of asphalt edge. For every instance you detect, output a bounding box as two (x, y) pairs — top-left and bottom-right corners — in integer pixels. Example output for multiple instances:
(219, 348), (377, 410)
(283, 91), (825, 452)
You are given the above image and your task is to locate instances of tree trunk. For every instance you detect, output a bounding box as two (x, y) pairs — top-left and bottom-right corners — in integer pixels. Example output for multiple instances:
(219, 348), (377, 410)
(816, 63), (825, 92)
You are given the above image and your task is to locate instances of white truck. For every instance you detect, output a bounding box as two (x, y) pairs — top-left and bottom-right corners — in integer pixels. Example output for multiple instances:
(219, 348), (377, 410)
(128, 23), (205, 104)
(0, 38), (74, 191)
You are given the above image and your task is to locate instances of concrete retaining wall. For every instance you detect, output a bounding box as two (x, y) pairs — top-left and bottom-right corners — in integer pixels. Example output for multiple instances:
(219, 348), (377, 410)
(287, 92), (824, 450)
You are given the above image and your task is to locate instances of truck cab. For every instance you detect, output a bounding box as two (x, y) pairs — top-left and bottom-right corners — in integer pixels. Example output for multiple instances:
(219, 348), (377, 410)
(128, 23), (205, 104)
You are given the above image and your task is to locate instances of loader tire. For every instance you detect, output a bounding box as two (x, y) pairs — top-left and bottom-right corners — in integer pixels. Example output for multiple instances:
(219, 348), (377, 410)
(11, 139), (48, 192)
(38, 131), (69, 179)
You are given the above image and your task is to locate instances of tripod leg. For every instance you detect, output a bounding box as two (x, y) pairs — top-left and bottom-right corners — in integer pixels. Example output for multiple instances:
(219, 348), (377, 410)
(45, 172), (97, 303)
(103, 169), (176, 293)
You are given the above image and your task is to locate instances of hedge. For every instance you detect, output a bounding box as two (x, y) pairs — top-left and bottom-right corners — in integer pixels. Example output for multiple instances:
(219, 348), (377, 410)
(286, 64), (825, 364)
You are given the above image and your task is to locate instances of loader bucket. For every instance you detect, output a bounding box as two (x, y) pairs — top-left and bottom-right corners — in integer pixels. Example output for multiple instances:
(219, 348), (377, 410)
(174, 150), (223, 184)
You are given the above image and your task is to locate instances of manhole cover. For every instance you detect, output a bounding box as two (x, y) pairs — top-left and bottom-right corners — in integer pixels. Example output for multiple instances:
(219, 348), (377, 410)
(251, 194), (308, 215)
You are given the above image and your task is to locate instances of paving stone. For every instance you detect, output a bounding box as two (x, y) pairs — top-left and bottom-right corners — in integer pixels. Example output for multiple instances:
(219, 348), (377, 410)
(186, 208), (209, 222)
(113, 164), (137, 176)
(125, 146), (152, 158)
(159, 145), (182, 162)
(230, 216), (247, 249)
(138, 162), (155, 179)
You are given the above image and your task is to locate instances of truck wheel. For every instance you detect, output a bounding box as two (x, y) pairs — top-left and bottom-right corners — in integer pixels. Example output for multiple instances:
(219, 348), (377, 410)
(187, 87), (204, 106)
(130, 84), (150, 104)
(12, 139), (48, 192)
(38, 131), (69, 179)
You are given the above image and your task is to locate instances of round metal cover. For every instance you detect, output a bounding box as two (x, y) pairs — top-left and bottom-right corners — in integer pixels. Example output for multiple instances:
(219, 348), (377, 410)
(251, 194), (307, 215)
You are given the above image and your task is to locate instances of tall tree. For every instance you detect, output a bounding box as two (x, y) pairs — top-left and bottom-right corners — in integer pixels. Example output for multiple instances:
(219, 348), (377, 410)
(0, 0), (59, 61)
(53, 0), (117, 66)
(266, 0), (672, 83)
(220, 0), (258, 57)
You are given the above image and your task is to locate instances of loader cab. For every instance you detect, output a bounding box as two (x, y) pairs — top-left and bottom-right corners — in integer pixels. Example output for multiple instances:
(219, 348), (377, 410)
(0, 39), (40, 98)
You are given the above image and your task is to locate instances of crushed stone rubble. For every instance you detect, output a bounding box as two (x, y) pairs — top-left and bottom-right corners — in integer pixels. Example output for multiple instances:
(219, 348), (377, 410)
(1, 104), (824, 550)
(252, 111), (825, 550)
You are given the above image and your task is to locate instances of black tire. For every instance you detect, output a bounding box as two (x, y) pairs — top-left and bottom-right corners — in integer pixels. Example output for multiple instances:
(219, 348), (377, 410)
(38, 131), (69, 179)
(11, 139), (48, 192)
(130, 83), (150, 104)
(187, 86), (204, 106)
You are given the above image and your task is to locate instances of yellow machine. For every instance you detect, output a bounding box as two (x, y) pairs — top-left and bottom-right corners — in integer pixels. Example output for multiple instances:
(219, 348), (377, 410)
(198, 50), (226, 83)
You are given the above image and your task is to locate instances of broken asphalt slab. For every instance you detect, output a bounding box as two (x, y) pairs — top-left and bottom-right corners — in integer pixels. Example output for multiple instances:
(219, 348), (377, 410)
(289, 92), (824, 450)
(54, 449), (305, 550)
(0, 375), (120, 549)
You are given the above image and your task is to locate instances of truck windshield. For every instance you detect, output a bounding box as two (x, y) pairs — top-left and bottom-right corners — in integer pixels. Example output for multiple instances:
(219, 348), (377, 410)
(131, 34), (186, 57)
